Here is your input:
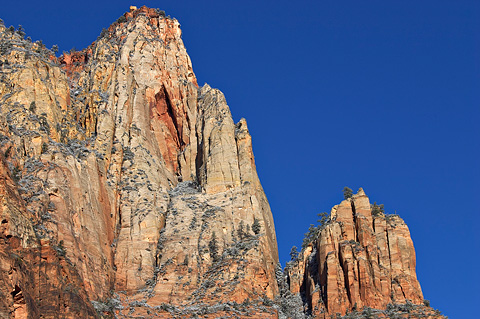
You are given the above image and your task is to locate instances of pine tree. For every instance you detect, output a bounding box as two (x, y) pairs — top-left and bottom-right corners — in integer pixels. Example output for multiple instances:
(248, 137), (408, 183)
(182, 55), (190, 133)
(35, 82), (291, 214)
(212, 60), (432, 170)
(252, 217), (261, 235)
(29, 101), (36, 112)
(343, 187), (353, 200)
(208, 232), (219, 262)
(41, 142), (48, 154)
(371, 202), (385, 216)
(275, 262), (287, 295)
(301, 224), (319, 250)
(237, 221), (245, 239)
(317, 212), (328, 226)
(274, 262), (306, 318)
(290, 246), (299, 261)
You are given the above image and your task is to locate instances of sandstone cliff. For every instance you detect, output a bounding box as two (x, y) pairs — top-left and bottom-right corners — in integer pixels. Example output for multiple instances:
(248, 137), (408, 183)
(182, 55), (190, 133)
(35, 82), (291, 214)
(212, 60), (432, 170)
(0, 6), (277, 318)
(284, 189), (444, 319)
(0, 6), (444, 319)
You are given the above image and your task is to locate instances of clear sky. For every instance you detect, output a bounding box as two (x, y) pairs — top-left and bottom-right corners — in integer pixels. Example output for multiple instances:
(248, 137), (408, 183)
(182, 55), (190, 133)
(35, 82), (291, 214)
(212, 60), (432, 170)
(2, 1), (479, 318)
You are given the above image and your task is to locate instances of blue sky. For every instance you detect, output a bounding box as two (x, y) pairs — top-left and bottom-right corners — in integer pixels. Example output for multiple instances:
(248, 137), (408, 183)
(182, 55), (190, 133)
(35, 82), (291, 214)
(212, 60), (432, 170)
(2, 1), (479, 318)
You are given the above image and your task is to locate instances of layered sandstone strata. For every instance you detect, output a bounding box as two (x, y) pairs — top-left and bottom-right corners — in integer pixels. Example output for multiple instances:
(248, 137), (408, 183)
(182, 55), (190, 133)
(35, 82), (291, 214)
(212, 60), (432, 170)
(0, 6), (278, 318)
(286, 189), (430, 318)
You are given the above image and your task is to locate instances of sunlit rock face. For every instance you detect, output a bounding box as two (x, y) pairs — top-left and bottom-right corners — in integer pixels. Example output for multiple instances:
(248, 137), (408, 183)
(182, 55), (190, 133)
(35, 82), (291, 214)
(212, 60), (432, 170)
(0, 6), (444, 319)
(285, 189), (445, 318)
(0, 6), (278, 318)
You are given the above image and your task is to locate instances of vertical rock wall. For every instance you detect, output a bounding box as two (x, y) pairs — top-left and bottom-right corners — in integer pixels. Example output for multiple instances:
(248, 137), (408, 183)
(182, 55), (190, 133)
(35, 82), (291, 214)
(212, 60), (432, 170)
(287, 189), (424, 318)
(0, 6), (278, 317)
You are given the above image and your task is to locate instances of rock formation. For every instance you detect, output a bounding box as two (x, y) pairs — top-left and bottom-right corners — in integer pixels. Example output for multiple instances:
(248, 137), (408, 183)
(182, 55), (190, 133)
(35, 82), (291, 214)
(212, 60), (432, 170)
(0, 6), (444, 318)
(0, 6), (277, 318)
(285, 189), (443, 319)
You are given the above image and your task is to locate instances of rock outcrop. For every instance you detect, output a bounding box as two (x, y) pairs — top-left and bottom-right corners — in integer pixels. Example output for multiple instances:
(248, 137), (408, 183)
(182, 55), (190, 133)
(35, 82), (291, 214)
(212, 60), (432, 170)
(0, 6), (278, 318)
(0, 6), (444, 319)
(286, 189), (442, 318)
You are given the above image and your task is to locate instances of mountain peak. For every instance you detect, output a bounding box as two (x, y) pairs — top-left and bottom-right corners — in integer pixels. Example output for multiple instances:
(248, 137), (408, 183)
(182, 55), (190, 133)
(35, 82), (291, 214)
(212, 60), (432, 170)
(123, 5), (168, 21)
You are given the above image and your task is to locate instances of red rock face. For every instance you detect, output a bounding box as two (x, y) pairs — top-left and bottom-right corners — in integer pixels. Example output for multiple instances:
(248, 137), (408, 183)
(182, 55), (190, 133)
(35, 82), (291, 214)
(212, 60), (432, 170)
(0, 154), (97, 318)
(286, 189), (434, 318)
(125, 5), (163, 20)
(146, 86), (187, 172)
(59, 49), (91, 78)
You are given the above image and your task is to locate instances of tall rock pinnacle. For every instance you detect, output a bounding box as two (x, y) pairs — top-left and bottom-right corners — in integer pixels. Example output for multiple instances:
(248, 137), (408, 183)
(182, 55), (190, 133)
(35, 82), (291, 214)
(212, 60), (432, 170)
(285, 189), (443, 318)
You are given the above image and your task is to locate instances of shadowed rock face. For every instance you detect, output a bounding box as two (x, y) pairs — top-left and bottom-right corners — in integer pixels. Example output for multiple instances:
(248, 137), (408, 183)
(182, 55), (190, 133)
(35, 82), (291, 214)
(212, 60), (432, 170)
(286, 189), (438, 318)
(0, 6), (278, 318)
